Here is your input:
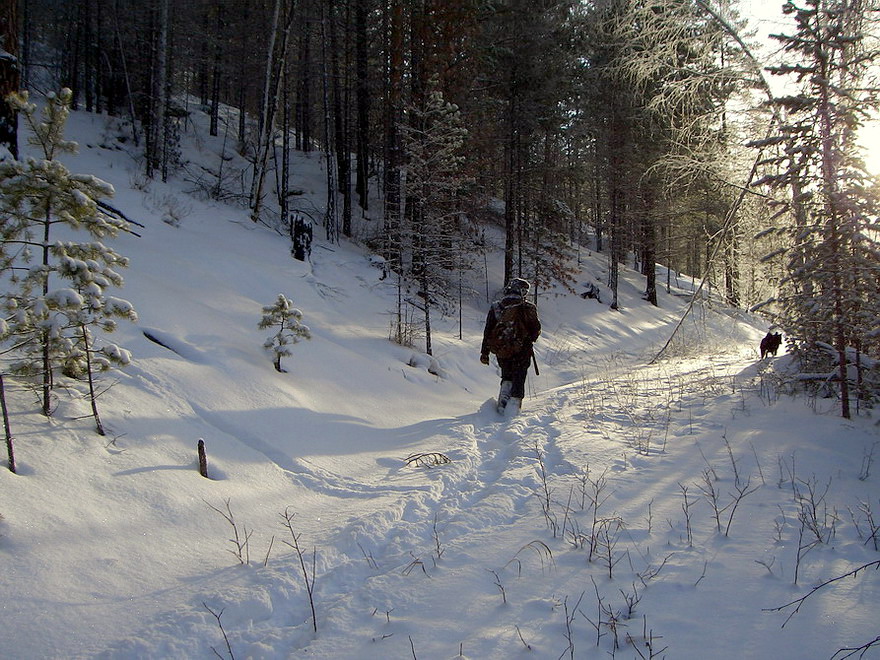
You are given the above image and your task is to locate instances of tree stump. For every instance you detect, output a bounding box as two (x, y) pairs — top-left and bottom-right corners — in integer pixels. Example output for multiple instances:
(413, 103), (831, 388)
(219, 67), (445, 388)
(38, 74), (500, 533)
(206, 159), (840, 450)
(198, 438), (208, 478)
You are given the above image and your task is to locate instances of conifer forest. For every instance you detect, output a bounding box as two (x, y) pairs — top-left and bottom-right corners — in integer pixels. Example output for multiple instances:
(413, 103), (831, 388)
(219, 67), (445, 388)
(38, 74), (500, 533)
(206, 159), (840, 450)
(2, 0), (880, 417)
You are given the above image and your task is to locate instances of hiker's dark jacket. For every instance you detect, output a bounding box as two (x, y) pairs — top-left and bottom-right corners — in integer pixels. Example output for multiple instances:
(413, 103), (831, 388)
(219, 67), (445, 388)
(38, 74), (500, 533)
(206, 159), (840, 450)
(480, 294), (541, 367)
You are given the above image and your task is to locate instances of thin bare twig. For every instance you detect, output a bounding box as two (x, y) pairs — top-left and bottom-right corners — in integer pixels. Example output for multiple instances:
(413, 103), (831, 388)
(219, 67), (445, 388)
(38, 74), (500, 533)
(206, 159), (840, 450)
(765, 560), (880, 627)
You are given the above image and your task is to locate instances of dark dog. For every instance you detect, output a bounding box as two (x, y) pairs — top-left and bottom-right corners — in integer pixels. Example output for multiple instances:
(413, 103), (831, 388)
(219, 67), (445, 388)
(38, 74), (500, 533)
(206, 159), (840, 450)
(760, 332), (782, 359)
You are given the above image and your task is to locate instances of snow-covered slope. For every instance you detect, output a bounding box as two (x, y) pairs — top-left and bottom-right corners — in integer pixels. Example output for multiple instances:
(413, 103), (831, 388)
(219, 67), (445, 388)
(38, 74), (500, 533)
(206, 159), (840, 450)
(1, 105), (878, 660)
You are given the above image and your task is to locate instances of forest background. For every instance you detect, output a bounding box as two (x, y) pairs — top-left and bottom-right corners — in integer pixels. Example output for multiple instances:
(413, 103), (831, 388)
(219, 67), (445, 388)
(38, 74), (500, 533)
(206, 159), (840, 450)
(1, 0), (879, 414)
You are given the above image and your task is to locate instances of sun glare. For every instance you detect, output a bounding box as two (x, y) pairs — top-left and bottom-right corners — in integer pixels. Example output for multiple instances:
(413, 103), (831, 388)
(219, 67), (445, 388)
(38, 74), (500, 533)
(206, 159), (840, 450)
(862, 121), (880, 176)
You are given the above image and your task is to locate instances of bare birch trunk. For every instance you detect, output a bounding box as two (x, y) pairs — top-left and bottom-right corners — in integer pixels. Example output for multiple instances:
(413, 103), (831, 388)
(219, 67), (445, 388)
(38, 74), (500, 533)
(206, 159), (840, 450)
(250, 0), (283, 221)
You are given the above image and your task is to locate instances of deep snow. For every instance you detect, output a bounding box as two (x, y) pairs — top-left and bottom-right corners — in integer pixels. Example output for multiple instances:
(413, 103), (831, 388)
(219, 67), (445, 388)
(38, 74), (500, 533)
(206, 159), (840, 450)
(1, 103), (878, 660)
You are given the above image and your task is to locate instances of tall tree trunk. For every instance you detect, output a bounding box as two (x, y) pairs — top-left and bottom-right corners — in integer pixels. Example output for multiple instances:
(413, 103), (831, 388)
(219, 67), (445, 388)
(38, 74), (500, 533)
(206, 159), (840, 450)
(63, 2), (82, 110)
(250, 0), (284, 219)
(0, 0), (18, 158)
(320, 0), (338, 242)
(18, 0), (27, 90)
(409, 0), (432, 351)
(237, 67), (246, 143)
(83, 0), (95, 112)
(280, 55), (291, 223)
(208, 0), (224, 137)
(816, 17), (850, 419)
(111, 0), (140, 145)
(94, 0), (107, 115)
(0, 373), (14, 473)
(382, 0), (404, 263)
(160, 5), (175, 183)
(81, 325), (106, 436)
(640, 189), (657, 306)
(724, 229), (739, 306)
(296, 8), (312, 153)
(355, 0), (370, 210)
(41, 205), (52, 416)
(423, 273), (433, 356)
(593, 162), (602, 253)
(609, 187), (622, 310)
(330, 0), (352, 237)
(146, 0), (169, 178)
(197, 8), (209, 105)
(235, 2), (249, 145)
(251, 0), (295, 223)
(503, 109), (517, 284)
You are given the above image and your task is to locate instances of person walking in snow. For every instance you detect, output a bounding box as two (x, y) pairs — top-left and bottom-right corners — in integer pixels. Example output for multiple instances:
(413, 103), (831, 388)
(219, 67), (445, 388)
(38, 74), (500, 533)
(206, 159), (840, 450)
(480, 278), (541, 413)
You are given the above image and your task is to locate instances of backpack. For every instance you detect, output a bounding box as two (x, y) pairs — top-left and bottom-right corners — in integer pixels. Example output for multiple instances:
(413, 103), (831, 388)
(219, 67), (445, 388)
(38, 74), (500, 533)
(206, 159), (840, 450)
(488, 303), (528, 358)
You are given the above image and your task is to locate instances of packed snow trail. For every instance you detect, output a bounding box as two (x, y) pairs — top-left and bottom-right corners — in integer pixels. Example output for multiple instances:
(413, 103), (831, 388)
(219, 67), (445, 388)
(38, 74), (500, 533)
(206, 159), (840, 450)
(100, 364), (588, 658)
(101, 347), (752, 659)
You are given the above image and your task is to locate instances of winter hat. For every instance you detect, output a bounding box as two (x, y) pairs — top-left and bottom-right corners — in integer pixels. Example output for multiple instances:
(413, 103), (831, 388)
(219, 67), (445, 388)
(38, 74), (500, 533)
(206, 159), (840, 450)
(504, 278), (530, 297)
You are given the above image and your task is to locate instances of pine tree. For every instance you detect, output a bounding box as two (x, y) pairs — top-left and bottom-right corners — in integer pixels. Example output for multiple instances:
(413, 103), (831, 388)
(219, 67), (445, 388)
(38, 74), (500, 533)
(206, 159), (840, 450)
(483, 0), (580, 288)
(52, 240), (137, 434)
(258, 294), (311, 372)
(0, 89), (136, 424)
(756, 0), (880, 416)
(580, 0), (638, 310)
(400, 79), (469, 355)
(584, 0), (751, 308)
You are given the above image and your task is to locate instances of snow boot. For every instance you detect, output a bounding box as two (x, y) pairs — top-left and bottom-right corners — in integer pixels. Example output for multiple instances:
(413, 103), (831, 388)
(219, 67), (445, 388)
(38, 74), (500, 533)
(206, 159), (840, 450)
(504, 397), (522, 416)
(497, 380), (513, 413)
(500, 397), (522, 417)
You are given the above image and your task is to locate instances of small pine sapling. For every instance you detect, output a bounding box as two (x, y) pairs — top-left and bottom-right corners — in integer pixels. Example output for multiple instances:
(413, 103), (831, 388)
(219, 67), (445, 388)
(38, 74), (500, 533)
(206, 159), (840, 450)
(52, 241), (137, 435)
(258, 294), (311, 372)
(0, 89), (136, 423)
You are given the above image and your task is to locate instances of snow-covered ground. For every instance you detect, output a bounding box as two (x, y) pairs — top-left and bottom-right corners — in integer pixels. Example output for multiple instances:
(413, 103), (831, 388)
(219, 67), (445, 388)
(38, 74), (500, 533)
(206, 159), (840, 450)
(1, 105), (878, 660)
